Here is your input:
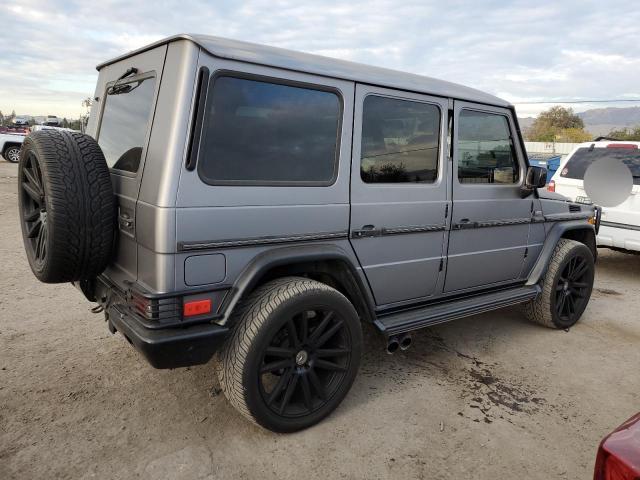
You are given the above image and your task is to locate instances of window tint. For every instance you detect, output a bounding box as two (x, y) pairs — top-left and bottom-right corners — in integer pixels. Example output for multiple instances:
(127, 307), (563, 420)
(457, 110), (519, 184)
(561, 147), (640, 185)
(98, 75), (157, 173)
(360, 95), (440, 183)
(198, 76), (341, 185)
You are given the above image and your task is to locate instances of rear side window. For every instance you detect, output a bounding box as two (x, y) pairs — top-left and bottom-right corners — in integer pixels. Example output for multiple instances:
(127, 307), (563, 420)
(98, 75), (157, 173)
(198, 75), (341, 185)
(561, 147), (640, 185)
(457, 110), (519, 184)
(361, 95), (440, 183)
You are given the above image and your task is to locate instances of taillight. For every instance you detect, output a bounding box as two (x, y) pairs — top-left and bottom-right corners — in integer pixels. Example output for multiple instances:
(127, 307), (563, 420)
(594, 452), (640, 480)
(594, 413), (640, 480)
(547, 179), (555, 192)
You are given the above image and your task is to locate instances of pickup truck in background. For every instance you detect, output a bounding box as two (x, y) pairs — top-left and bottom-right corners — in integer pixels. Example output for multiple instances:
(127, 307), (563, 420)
(0, 126), (28, 163)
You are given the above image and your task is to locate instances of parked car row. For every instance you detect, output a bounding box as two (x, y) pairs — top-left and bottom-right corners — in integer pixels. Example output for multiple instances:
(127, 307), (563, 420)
(0, 125), (79, 163)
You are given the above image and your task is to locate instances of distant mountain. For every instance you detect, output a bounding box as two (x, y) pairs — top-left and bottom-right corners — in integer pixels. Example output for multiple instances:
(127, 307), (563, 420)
(577, 106), (640, 127)
(519, 106), (640, 138)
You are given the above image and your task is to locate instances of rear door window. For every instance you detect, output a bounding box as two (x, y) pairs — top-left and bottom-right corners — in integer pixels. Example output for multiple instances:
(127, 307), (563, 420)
(98, 75), (157, 173)
(198, 75), (341, 185)
(561, 147), (640, 185)
(360, 95), (440, 183)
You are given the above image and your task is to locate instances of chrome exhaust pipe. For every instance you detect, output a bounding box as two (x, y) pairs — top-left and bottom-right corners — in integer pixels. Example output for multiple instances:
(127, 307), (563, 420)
(386, 336), (400, 354)
(399, 333), (412, 351)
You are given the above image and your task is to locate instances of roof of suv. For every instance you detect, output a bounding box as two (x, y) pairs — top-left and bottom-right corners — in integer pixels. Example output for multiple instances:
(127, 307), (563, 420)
(96, 34), (510, 108)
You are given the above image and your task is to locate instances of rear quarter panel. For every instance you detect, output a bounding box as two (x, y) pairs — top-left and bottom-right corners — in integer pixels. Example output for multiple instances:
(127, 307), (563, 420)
(173, 54), (356, 292)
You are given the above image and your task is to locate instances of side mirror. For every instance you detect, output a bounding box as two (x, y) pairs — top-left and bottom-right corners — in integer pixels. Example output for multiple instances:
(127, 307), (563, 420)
(526, 165), (547, 188)
(520, 166), (547, 197)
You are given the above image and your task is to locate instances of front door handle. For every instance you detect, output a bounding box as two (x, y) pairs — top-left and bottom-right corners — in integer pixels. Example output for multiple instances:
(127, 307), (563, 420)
(352, 224), (381, 238)
(452, 218), (477, 230)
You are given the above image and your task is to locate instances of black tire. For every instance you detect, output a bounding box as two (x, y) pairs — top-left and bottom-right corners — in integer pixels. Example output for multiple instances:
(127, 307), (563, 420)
(18, 130), (115, 283)
(217, 277), (362, 432)
(3, 144), (21, 163)
(524, 239), (594, 329)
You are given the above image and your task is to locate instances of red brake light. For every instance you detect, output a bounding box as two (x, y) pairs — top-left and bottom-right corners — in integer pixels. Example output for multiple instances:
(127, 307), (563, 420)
(183, 299), (212, 317)
(607, 144), (638, 149)
(547, 179), (555, 192)
(594, 413), (640, 480)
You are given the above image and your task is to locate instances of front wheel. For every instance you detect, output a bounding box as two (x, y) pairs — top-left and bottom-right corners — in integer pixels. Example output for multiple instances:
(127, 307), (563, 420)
(524, 239), (595, 329)
(3, 145), (21, 163)
(217, 277), (362, 432)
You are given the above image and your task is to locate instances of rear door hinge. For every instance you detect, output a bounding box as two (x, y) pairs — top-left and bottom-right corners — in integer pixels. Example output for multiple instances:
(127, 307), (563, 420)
(439, 258), (444, 271)
(524, 247), (529, 258)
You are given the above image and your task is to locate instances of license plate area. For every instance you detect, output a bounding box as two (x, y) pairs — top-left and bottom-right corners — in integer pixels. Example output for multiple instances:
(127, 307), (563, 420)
(575, 196), (592, 205)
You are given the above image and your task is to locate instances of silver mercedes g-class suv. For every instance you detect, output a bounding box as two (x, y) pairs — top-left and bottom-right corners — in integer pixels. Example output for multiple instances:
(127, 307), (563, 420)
(18, 34), (600, 432)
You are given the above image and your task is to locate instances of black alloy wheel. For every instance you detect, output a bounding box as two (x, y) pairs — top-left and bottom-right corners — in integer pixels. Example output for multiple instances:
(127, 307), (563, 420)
(554, 253), (591, 325)
(217, 277), (362, 432)
(19, 151), (48, 268)
(258, 307), (353, 418)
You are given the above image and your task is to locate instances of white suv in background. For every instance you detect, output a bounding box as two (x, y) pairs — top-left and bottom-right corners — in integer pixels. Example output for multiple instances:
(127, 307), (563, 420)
(549, 141), (640, 253)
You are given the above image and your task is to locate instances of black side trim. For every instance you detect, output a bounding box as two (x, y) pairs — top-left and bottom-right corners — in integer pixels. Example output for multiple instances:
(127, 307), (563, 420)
(600, 220), (640, 232)
(351, 224), (446, 238)
(452, 217), (531, 230)
(179, 230), (349, 252)
(544, 213), (592, 222)
(186, 66), (210, 171)
(383, 224), (446, 235)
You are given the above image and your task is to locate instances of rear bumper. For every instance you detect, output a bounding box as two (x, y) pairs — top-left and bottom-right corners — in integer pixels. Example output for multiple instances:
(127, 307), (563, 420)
(108, 303), (229, 369)
(597, 222), (640, 252)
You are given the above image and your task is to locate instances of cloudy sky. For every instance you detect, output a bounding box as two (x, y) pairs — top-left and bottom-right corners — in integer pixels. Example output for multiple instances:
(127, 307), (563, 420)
(1, 0), (639, 119)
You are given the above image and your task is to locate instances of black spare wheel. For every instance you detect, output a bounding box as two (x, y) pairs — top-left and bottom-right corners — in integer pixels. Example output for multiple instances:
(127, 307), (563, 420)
(18, 130), (115, 283)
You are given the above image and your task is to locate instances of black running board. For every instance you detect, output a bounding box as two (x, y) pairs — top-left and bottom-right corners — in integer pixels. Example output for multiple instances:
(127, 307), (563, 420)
(374, 285), (540, 336)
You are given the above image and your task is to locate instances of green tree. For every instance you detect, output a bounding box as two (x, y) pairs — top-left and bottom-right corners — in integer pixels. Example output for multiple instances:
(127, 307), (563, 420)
(606, 126), (640, 141)
(527, 106), (590, 142)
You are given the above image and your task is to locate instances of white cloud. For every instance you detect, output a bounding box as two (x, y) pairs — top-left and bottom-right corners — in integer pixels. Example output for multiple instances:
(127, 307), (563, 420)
(0, 0), (639, 118)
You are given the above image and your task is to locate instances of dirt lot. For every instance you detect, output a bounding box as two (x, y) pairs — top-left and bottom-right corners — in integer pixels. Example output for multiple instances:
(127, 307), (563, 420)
(0, 160), (638, 480)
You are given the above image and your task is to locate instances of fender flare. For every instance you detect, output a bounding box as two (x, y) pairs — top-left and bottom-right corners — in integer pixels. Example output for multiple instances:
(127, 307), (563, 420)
(219, 243), (376, 325)
(526, 221), (596, 286)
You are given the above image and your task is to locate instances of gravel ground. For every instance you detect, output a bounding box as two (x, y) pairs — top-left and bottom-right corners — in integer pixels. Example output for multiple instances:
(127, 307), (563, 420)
(1, 159), (638, 480)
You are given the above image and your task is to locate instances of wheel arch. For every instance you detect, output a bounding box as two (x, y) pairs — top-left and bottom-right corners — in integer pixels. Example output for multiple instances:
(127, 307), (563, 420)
(220, 244), (376, 326)
(526, 221), (596, 286)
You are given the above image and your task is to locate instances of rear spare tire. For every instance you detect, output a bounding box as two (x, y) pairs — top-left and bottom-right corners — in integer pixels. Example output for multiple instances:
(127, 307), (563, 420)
(18, 130), (115, 283)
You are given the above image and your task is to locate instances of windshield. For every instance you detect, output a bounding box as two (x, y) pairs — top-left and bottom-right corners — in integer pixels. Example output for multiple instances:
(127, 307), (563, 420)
(560, 147), (640, 185)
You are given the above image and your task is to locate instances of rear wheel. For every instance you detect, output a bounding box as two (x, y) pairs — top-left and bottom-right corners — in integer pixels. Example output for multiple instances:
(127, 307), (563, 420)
(525, 239), (595, 329)
(217, 277), (362, 432)
(3, 145), (21, 163)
